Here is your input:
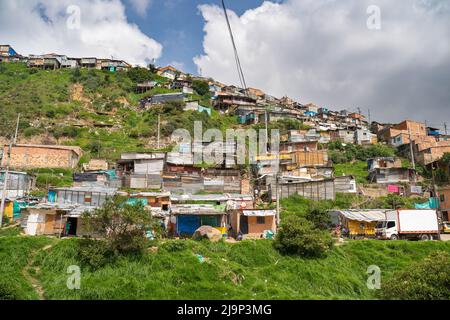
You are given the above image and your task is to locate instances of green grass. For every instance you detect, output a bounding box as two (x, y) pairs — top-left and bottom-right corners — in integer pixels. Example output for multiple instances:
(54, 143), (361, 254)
(1, 235), (448, 300)
(334, 161), (368, 184)
(0, 236), (53, 300)
(28, 168), (74, 188)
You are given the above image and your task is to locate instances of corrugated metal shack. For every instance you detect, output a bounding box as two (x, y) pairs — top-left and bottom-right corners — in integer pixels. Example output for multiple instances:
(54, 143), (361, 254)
(0, 171), (35, 198)
(118, 152), (165, 189)
(170, 204), (227, 237)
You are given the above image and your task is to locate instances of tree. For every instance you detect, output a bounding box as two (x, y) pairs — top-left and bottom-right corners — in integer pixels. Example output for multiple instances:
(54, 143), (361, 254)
(127, 67), (153, 83)
(192, 80), (210, 96)
(273, 215), (333, 258)
(81, 196), (159, 255)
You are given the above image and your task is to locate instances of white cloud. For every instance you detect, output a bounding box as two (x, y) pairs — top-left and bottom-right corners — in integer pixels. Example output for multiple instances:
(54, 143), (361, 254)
(129, 0), (152, 17)
(0, 0), (162, 66)
(194, 0), (450, 124)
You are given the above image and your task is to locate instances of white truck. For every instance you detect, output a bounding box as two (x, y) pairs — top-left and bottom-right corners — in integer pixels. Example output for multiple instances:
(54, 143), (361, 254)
(375, 209), (440, 240)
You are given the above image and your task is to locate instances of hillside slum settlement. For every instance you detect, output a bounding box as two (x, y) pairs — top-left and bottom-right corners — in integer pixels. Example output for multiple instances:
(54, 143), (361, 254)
(0, 45), (449, 241)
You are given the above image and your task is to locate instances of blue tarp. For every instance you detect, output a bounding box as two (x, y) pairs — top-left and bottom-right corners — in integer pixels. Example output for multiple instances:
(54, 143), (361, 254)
(198, 106), (212, 116)
(414, 197), (439, 209)
(126, 198), (149, 206)
(48, 191), (57, 203)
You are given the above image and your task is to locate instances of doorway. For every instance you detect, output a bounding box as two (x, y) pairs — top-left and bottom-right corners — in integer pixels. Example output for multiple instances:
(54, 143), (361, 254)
(240, 215), (249, 234)
(66, 217), (78, 236)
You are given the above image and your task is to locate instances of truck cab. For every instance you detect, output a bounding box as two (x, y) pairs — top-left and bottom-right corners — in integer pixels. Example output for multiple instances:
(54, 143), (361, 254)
(375, 220), (398, 240)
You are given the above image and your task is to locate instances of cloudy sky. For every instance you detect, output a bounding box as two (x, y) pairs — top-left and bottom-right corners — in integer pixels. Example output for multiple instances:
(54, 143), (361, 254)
(0, 0), (449, 127)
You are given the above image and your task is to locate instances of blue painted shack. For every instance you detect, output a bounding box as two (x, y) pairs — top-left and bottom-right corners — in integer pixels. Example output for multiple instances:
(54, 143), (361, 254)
(171, 204), (227, 237)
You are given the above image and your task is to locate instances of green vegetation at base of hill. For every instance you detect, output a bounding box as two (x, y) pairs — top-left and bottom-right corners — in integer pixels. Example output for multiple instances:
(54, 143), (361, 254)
(280, 193), (427, 219)
(0, 235), (449, 300)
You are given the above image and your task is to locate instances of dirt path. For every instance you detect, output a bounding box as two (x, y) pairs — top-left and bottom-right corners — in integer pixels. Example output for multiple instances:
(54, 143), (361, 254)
(22, 244), (53, 300)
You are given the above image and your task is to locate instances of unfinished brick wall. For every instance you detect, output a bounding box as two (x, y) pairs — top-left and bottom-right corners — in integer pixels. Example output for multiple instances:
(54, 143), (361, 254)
(393, 120), (426, 136)
(2, 146), (80, 169)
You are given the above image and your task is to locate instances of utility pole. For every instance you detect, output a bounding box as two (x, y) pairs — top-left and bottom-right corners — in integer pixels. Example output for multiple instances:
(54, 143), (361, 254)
(444, 122), (448, 135)
(265, 109), (269, 153)
(357, 107), (361, 115)
(157, 114), (161, 149)
(275, 148), (281, 228)
(0, 114), (20, 228)
(368, 108), (371, 124)
(408, 127), (416, 184)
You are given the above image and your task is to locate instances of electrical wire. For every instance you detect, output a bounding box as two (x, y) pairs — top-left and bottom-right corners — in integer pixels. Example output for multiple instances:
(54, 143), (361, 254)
(221, 0), (249, 96)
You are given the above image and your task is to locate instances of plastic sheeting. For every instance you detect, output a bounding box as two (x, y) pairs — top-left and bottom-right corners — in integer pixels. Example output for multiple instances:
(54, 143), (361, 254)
(333, 210), (386, 222)
(243, 210), (276, 217)
(414, 198), (439, 209)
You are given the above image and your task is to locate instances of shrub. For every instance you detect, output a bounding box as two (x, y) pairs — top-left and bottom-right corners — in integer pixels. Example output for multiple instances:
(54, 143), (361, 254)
(81, 196), (160, 256)
(127, 67), (153, 83)
(381, 252), (450, 300)
(192, 80), (210, 96)
(273, 216), (333, 258)
(78, 239), (113, 269)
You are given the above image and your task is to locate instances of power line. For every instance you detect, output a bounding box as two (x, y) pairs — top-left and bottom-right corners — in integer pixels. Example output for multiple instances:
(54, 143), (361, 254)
(221, 0), (248, 94)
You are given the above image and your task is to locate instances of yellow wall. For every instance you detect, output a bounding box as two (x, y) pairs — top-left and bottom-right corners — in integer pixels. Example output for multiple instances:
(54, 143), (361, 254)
(4, 201), (14, 219)
(347, 220), (377, 236)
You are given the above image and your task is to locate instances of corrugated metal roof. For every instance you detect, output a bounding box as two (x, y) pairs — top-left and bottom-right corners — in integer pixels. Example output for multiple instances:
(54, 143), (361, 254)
(170, 194), (253, 202)
(171, 204), (225, 215)
(50, 186), (117, 194)
(331, 210), (387, 222)
(242, 210), (276, 217)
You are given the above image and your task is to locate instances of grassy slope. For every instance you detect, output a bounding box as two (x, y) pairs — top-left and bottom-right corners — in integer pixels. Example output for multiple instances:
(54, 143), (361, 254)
(334, 161), (368, 184)
(0, 62), (239, 161)
(0, 235), (53, 300)
(1, 235), (449, 300)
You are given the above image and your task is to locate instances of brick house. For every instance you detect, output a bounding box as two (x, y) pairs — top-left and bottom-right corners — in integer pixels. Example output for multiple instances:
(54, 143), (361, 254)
(1, 144), (83, 169)
(439, 186), (450, 221)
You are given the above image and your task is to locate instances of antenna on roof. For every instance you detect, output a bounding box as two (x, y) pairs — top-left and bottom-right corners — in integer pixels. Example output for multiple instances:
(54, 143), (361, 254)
(221, 0), (248, 96)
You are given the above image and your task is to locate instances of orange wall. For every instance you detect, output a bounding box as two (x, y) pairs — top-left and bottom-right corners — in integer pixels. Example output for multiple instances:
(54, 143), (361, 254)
(248, 216), (275, 234)
(440, 188), (450, 211)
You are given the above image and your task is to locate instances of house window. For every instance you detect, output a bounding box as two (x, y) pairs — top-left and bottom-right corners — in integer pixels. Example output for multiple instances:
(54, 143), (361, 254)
(441, 194), (445, 202)
(256, 216), (265, 224)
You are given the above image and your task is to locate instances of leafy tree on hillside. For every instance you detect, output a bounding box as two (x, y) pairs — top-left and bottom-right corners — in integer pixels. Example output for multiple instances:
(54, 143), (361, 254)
(192, 80), (210, 96)
(127, 67), (153, 83)
(81, 196), (159, 256)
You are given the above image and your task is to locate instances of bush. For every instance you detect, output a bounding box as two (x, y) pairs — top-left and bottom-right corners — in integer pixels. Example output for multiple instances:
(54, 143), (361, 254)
(273, 216), (333, 258)
(381, 252), (450, 300)
(192, 80), (210, 96)
(127, 67), (153, 83)
(82, 196), (159, 256)
(78, 239), (113, 269)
